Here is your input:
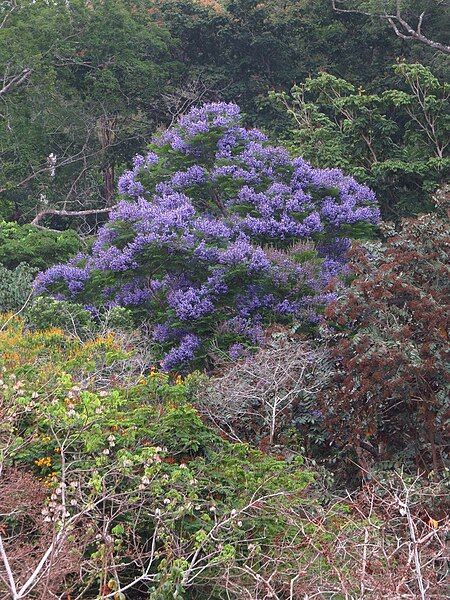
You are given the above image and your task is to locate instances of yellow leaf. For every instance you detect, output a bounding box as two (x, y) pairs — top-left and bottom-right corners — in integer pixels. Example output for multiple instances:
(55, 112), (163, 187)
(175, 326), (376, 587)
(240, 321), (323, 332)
(429, 518), (439, 529)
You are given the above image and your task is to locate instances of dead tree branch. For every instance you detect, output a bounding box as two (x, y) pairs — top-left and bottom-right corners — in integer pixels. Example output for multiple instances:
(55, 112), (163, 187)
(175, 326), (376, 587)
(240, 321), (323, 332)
(30, 206), (116, 229)
(0, 68), (32, 97)
(332, 0), (450, 54)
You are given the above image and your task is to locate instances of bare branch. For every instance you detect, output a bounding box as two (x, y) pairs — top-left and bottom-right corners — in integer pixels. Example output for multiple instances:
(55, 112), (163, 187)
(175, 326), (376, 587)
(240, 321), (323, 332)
(30, 206), (116, 228)
(0, 535), (17, 599)
(197, 332), (333, 446)
(0, 68), (32, 97)
(332, 1), (450, 54)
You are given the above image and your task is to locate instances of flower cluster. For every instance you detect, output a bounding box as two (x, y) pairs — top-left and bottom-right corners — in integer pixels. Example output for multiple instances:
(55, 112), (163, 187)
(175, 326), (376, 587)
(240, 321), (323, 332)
(35, 102), (379, 370)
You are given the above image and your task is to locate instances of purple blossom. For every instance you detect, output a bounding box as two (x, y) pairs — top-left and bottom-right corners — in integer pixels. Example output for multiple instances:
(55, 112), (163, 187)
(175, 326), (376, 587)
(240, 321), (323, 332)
(152, 323), (173, 343)
(229, 343), (245, 360)
(35, 101), (379, 369)
(118, 171), (145, 197)
(170, 165), (207, 189)
(112, 281), (152, 306)
(218, 236), (269, 272)
(220, 316), (265, 345)
(168, 287), (214, 321)
(34, 263), (89, 296)
(161, 333), (201, 371)
(193, 217), (231, 239)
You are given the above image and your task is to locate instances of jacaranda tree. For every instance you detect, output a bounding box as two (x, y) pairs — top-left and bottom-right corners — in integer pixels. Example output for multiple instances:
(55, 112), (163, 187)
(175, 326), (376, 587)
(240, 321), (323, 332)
(35, 103), (379, 370)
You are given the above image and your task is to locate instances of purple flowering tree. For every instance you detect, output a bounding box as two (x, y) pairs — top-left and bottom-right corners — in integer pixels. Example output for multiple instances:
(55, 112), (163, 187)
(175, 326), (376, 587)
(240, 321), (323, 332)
(35, 102), (379, 370)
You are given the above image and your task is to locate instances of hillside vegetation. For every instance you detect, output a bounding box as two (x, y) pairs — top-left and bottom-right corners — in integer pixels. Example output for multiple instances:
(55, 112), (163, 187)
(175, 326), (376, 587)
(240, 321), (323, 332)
(0, 1), (448, 598)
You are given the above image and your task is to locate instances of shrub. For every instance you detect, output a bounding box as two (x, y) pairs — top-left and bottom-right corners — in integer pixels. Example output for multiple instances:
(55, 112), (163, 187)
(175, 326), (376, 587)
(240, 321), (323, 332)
(320, 200), (450, 473)
(0, 263), (37, 312)
(35, 102), (379, 370)
(25, 296), (95, 335)
(0, 317), (314, 598)
(0, 220), (81, 270)
(24, 296), (136, 337)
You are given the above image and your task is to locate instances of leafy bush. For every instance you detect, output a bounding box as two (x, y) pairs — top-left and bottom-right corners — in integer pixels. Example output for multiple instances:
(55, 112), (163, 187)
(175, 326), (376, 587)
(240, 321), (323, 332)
(0, 221), (80, 270)
(320, 199), (450, 473)
(25, 297), (136, 337)
(0, 317), (313, 598)
(25, 296), (96, 334)
(0, 263), (37, 312)
(35, 102), (379, 370)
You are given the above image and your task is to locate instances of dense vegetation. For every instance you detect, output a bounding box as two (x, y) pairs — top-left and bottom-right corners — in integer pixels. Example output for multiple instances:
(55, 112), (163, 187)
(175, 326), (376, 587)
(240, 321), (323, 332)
(0, 1), (449, 598)
(1, 0), (448, 223)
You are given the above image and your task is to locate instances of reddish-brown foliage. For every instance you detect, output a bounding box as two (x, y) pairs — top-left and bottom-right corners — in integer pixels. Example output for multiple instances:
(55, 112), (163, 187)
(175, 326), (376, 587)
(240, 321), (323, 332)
(321, 206), (450, 472)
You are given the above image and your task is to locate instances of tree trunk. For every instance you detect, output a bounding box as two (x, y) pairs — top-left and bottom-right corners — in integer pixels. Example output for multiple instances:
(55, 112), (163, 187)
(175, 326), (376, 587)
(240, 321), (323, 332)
(104, 163), (115, 207)
(97, 115), (117, 207)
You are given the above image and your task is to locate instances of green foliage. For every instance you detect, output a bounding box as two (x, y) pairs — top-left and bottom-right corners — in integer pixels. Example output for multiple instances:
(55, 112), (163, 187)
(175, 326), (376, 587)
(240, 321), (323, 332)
(0, 263), (37, 312)
(25, 297), (95, 334)
(270, 63), (450, 219)
(25, 297), (136, 337)
(0, 221), (81, 269)
(154, 0), (413, 122)
(0, 317), (315, 597)
(0, 0), (444, 223)
(0, 316), (447, 598)
(0, 2), (448, 596)
(102, 305), (136, 330)
(0, 0), (178, 220)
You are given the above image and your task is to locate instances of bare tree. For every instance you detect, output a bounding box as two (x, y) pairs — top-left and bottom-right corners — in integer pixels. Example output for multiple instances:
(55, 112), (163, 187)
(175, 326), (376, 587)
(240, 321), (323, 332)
(332, 0), (450, 54)
(197, 334), (333, 445)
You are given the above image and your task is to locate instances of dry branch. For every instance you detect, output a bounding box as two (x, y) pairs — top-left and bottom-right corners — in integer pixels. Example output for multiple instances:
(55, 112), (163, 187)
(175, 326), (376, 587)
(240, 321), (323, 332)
(332, 0), (450, 54)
